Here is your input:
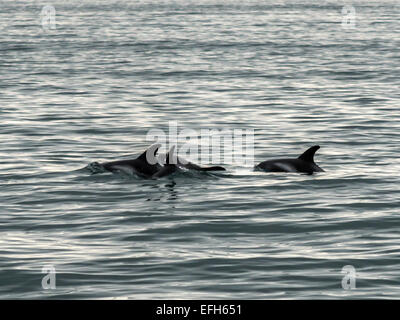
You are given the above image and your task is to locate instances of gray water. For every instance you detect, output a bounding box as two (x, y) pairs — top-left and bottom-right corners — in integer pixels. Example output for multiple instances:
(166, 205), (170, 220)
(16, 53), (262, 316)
(1, 0), (400, 299)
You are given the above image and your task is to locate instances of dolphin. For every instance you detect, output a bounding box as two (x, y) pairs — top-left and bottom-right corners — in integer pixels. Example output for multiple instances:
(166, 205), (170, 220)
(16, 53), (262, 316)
(254, 145), (324, 174)
(96, 143), (162, 178)
(158, 148), (226, 172)
(151, 146), (179, 179)
(152, 145), (226, 178)
(176, 157), (226, 172)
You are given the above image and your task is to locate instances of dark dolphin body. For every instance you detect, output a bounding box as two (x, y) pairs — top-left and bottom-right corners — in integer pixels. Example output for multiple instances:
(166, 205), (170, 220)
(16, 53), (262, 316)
(176, 157), (226, 172)
(153, 146), (226, 178)
(151, 146), (179, 179)
(254, 145), (324, 174)
(88, 144), (225, 179)
(157, 148), (226, 173)
(97, 144), (162, 178)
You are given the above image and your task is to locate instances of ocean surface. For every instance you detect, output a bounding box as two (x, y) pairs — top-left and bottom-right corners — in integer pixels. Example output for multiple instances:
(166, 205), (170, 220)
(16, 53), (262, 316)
(1, 0), (399, 299)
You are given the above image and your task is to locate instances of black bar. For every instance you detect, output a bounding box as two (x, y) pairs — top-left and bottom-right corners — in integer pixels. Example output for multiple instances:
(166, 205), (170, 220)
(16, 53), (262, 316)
(2, 300), (397, 319)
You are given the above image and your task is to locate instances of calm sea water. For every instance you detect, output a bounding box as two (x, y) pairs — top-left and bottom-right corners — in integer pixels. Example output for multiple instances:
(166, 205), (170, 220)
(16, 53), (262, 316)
(1, 0), (400, 299)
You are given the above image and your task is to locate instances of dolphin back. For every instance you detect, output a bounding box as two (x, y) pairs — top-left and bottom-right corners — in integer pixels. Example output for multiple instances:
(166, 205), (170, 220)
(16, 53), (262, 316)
(200, 166), (226, 171)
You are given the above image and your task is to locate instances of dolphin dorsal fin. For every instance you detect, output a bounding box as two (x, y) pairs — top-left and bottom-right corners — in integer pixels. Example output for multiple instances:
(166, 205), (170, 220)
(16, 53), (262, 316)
(138, 143), (161, 162)
(298, 145), (320, 163)
(165, 145), (176, 165)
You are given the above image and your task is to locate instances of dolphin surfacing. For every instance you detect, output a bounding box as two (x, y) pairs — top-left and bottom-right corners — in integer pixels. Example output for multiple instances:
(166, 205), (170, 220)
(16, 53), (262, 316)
(157, 148), (226, 173)
(151, 146), (179, 179)
(97, 144), (162, 178)
(254, 145), (324, 174)
(176, 157), (226, 172)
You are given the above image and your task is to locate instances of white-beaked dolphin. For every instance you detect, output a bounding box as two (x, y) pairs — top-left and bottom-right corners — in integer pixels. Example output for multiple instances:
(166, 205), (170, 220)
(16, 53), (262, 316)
(255, 145), (324, 174)
(97, 143), (162, 178)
